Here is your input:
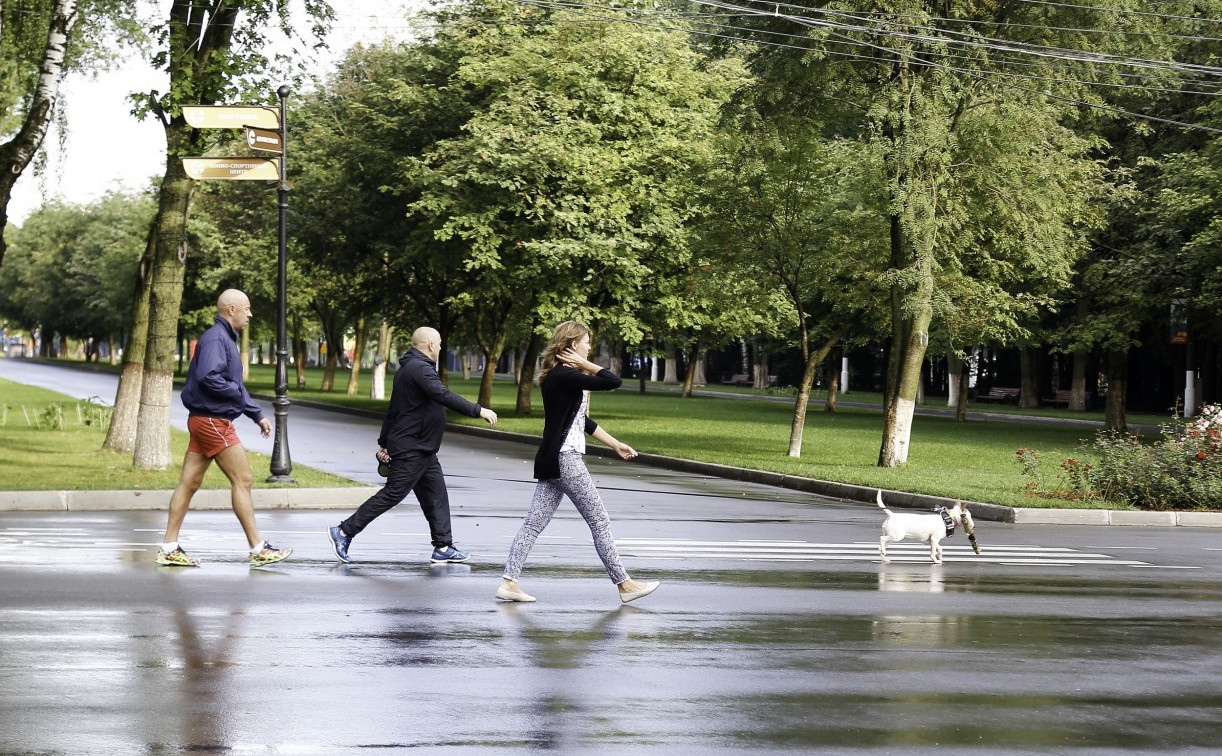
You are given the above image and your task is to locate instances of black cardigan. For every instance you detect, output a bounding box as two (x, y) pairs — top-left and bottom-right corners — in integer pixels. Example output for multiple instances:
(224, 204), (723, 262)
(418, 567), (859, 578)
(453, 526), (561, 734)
(533, 365), (622, 479)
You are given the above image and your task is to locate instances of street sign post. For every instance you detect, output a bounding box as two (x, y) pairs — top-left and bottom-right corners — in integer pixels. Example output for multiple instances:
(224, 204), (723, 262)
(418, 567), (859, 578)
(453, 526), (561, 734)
(182, 92), (294, 483)
(183, 105), (280, 130)
(182, 157), (280, 181)
(246, 127), (283, 153)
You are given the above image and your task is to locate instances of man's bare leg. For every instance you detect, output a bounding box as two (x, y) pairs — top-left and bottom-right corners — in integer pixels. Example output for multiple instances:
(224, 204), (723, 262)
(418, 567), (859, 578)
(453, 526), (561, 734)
(163, 451), (211, 543)
(213, 444), (262, 549)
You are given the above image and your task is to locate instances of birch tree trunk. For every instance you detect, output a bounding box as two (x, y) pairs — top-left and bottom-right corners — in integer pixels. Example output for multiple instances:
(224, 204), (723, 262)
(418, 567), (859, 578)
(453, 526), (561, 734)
(0, 0), (78, 269)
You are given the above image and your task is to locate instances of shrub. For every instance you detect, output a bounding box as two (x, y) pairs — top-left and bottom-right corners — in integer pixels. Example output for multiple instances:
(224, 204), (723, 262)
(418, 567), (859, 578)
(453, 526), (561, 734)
(1015, 404), (1222, 511)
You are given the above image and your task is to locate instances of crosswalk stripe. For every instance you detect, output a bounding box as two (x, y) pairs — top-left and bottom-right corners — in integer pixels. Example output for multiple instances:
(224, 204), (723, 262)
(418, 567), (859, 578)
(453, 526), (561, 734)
(614, 537), (1168, 568)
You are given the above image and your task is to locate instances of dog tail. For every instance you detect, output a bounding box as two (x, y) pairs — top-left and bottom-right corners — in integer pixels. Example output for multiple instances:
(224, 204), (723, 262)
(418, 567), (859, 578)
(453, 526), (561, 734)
(876, 489), (892, 513)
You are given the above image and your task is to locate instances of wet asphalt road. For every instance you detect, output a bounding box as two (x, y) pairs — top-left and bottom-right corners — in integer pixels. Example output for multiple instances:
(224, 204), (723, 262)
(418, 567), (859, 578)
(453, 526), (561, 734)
(0, 360), (1220, 755)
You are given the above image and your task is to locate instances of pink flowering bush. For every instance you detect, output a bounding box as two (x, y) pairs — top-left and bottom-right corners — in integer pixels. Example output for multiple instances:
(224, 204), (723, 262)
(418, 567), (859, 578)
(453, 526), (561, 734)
(1015, 404), (1222, 511)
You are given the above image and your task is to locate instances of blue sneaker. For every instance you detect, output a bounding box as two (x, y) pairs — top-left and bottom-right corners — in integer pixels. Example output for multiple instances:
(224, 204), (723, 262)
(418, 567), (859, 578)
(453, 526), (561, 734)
(430, 545), (469, 564)
(328, 525), (352, 563)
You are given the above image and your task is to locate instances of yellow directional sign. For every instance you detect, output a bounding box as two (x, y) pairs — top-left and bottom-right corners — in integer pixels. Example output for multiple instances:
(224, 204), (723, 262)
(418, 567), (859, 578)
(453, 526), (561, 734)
(183, 105), (279, 130)
(182, 157), (281, 181)
(246, 126), (283, 153)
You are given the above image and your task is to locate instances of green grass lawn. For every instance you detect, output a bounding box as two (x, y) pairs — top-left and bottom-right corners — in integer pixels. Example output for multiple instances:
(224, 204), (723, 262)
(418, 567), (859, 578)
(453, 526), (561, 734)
(238, 363), (1159, 509)
(0, 378), (355, 491)
(16, 359), (1183, 508)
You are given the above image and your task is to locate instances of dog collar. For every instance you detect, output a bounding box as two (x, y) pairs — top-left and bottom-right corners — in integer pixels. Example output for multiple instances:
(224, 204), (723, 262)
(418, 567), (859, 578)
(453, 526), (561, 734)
(937, 507), (955, 537)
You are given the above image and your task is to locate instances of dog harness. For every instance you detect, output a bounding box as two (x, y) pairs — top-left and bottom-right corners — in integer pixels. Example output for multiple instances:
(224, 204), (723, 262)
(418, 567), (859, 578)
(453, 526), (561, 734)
(937, 507), (955, 537)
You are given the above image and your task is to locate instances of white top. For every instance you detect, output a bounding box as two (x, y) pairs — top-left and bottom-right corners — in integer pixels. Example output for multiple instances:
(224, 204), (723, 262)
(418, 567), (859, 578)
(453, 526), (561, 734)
(560, 391), (589, 455)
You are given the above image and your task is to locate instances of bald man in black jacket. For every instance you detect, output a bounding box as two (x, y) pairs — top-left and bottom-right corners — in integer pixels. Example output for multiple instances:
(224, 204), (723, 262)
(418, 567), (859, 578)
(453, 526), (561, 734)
(328, 326), (497, 564)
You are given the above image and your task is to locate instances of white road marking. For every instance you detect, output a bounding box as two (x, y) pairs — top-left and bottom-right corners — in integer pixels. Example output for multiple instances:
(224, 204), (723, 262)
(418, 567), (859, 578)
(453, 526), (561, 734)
(614, 538), (1181, 568)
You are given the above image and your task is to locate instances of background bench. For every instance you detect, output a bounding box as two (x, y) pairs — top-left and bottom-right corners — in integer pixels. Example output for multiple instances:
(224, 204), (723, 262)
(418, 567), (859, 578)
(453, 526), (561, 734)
(1043, 389), (1091, 409)
(976, 386), (1021, 403)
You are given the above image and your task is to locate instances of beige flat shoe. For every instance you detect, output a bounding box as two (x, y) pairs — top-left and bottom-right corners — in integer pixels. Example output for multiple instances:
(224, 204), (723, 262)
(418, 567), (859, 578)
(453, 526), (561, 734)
(618, 579), (660, 604)
(495, 579), (536, 603)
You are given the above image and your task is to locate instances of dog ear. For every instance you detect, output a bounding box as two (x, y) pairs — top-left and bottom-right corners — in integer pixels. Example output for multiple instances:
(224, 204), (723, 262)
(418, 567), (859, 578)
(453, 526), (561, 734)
(957, 500), (967, 510)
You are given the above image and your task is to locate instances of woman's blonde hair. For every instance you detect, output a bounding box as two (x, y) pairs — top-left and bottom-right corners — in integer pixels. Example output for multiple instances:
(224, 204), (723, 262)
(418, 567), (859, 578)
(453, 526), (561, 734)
(538, 320), (589, 384)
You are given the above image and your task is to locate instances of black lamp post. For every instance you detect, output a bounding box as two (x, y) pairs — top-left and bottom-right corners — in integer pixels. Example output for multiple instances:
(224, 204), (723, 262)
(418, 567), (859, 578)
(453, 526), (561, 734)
(268, 83), (294, 483)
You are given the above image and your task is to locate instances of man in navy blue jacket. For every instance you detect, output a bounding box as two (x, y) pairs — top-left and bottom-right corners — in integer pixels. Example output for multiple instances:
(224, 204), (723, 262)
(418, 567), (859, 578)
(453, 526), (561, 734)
(328, 326), (497, 564)
(155, 289), (292, 568)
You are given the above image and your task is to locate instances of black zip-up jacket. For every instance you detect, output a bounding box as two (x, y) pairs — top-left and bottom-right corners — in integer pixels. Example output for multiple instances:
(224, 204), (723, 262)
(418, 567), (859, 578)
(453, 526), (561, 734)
(378, 347), (482, 456)
(533, 365), (622, 480)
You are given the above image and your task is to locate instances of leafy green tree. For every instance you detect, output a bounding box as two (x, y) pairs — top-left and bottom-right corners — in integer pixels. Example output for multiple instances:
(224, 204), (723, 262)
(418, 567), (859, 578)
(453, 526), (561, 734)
(0, 192), (151, 357)
(1044, 1), (1222, 429)
(408, 0), (744, 407)
(697, 111), (887, 455)
(715, 0), (1111, 466)
(288, 38), (472, 394)
(108, 0), (333, 466)
(0, 0), (145, 268)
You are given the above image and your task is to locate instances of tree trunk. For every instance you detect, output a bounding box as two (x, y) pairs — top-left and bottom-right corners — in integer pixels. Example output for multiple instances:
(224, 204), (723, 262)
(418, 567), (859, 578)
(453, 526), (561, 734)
(788, 334), (840, 457)
(663, 342), (679, 384)
(0, 0), (78, 269)
(346, 317), (366, 396)
(514, 331), (543, 415)
(878, 250), (933, 467)
(1019, 347), (1041, 408)
(292, 313), (308, 390)
(240, 326), (249, 381)
(478, 340), (505, 407)
(679, 344), (698, 403)
(1070, 347), (1088, 411)
(956, 368), (970, 422)
(947, 352), (962, 408)
(132, 141), (195, 470)
(370, 319), (393, 400)
(753, 342), (769, 390)
(1104, 349), (1127, 431)
(103, 246), (153, 453)
(693, 348), (707, 387)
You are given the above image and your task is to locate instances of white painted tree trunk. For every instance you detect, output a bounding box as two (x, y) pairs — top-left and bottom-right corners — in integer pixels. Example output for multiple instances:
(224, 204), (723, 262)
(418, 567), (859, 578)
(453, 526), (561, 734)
(880, 396), (917, 464)
(370, 321), (393, 400)
(131, 369), (175, 470)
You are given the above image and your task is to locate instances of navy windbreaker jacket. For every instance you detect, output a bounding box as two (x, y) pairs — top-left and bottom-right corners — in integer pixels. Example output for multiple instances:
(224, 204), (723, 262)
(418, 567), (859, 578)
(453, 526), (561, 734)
(180, 316), (265, 423)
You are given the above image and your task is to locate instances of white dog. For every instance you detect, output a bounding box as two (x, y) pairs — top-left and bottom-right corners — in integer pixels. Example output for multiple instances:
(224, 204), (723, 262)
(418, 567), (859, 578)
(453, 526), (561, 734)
(876, 489), (978, 564)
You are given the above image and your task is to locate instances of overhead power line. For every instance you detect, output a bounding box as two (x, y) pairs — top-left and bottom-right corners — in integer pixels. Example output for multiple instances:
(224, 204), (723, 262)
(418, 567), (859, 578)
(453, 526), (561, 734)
(508, 0), (1222, 134)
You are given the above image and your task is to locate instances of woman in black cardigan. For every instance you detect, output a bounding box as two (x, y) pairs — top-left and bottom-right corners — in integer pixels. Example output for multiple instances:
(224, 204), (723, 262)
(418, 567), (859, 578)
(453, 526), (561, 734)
(496, 321), (660, 604)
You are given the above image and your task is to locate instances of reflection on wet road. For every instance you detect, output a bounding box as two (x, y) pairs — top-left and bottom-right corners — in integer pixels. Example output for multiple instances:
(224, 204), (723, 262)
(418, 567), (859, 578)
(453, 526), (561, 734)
(1, 505), (1219, 756)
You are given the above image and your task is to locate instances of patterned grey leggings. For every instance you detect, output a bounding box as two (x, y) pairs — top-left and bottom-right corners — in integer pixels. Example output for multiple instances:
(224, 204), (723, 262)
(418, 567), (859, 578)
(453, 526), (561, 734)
(502, 452), (628, 584)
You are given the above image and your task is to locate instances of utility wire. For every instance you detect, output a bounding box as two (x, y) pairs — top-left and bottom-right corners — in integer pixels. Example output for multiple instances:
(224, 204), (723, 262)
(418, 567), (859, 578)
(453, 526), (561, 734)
(510, 0), (1222, 134)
